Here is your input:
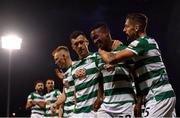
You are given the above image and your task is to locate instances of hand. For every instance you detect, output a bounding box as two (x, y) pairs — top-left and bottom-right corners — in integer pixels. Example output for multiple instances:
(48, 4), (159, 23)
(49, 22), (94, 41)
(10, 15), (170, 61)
(46, 100), (51, 105)
(51, 104), (57, 113)
(31, 101), (37, 106)
(93, 98), (103, 112)
(103, 64), (115, 71)
(55, 69), (64, 80)
(64, 80), (69, 88)
(112, 40), (123, 50)
(98, 49), (112, 63)
(134, 103), (142, 117)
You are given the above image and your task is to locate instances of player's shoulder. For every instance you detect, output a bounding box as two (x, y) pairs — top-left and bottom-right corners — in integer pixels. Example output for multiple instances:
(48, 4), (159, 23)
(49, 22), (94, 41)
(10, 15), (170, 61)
(88, 52), (98, 57)
(30, 91), (36, 96)
(114, 44), (127, 52)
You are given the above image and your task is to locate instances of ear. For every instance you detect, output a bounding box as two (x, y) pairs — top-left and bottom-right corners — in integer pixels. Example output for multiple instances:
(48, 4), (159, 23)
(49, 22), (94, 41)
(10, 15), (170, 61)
(135, 25), (140, 32)
(71, 44), (75, 50)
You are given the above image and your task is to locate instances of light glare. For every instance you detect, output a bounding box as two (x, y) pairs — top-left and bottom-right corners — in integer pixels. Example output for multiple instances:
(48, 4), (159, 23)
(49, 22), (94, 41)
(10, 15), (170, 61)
(1, 35), (22, 50)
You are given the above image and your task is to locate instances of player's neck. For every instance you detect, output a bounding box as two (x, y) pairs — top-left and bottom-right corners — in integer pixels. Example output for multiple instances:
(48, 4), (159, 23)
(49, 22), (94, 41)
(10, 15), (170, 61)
(139, 32), (146, 39)
(67, 59), (72, 68)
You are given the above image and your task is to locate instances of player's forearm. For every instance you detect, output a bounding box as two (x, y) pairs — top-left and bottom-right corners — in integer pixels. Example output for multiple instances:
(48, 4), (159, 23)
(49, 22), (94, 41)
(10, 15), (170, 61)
(136, 95), (143, 104)
(110, 49), (135, 64)
(26, 102), (32, 110)
(134, 95), (143, 117)
(54, 93), (66, 107)
(36, 101), (46, 108)
(26, 101), (33, 109)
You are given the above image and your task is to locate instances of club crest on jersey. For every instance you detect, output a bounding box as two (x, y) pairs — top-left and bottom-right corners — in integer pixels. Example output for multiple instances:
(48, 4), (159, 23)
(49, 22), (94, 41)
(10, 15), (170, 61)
(75, 68), (87, 80)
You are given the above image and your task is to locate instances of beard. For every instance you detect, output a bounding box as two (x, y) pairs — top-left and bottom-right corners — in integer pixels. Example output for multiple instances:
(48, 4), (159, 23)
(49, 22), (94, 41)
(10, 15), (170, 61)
(37, 89), (43, 95)
(127, 32), (138, 41)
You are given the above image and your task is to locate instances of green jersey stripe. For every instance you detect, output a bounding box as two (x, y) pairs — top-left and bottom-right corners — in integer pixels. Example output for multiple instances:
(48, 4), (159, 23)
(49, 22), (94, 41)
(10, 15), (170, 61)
(45, 113), (59, 116)
(114, 45), (127, 51)
(137, 62), (165, 77)
(75, 77), (98, 91)
(32, 107), (45, 111)
(86, 67), (99, 75)
(151, 80), (169, 89)
(104, 87), (134, 96)
(68, 80), (74, 86)
(154, 90), (176, 101)
(137, 68), (165, 83)
(75, 105), (93, 113)
(76, 90), (97, 103)
(141, 80), (170, 95)
(64, 101), (74, 106)
(65, 91), (74, 97)
(103, 100), (134, 104)
(103, 74), (131, 83)
(64, 109), (73, 114)
(135, 56), (162, 69)
(104, 80), (133, 90)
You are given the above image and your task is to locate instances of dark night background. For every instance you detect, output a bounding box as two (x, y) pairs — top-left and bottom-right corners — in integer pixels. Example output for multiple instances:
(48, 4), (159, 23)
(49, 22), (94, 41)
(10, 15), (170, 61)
(0, 0), (179, 116)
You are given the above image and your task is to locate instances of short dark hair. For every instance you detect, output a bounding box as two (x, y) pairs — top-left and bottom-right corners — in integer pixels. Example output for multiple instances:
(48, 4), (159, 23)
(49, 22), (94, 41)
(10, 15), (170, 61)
(70, 31), (86, 40)
(90, 22), (110, 33)
(46, 78), (54, 82)
(126, 13), (148, 31)
(52, 46), (69, 56)
(34, 80), (44, 88)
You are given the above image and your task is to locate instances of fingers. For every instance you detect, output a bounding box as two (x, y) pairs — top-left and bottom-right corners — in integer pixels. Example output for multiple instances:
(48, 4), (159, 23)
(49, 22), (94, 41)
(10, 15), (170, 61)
(98, 49), (110, 63)
(50, 106), (56, 113)
(98, 49), (104, 56)
(103, 64), (115, 71)
(112, 40), (123, 50)
(64, 80), (69, 88)
(93, 99), (102, 112)
(55, 68), (64, 80)
(55, 68), (63, 73)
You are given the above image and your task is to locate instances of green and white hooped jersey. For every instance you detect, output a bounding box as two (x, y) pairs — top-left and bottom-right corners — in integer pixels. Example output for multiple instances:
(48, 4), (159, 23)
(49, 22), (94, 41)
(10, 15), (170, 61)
(127, 36), (175, 101)
(27, 92), (45, 115)
(63, 62), (77, 117)
(44, 89), (61, 117)
(101, 45), (135, 112)
(71, 52), (100, 114)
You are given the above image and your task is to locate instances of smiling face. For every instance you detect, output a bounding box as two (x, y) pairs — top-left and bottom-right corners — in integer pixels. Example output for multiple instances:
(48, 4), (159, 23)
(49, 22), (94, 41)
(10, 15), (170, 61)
(71, 34), (89, 59)
(123, 13), (148, 41)
(90, 24), (112, 51)
(123, 18), (138, 40)
(53, 49), (68, 68)
(90, 28), (110, 49)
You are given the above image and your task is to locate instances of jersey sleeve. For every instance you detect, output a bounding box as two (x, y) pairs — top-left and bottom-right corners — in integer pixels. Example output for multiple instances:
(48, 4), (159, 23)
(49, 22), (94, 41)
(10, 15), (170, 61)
(95, 53), (104, 71)
(127, 39), (149, 56)
(27, 93), (33, 101)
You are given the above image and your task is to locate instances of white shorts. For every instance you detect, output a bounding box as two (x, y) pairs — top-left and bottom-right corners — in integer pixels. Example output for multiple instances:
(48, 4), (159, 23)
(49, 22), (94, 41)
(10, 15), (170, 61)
(71, 111), (96, 118)
(31, 113), (44, 118)
(97, 103), (134, 118)
(144, 97), (176, 117)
